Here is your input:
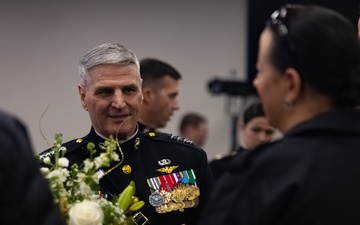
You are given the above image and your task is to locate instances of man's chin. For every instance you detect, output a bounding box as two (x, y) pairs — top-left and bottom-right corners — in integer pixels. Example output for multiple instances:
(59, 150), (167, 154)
(110, 125), (137, 139)
(109, 116), (129, 124)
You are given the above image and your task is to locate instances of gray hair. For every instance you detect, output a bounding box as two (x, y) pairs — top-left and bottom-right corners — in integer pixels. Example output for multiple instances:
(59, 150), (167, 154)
(79, 43), (140, 86)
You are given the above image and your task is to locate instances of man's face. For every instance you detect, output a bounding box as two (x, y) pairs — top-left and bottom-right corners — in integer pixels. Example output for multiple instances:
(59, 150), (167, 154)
(183, 122), (208, 147)
(147, 76), (180, 128)
(78, 64), (143, 140)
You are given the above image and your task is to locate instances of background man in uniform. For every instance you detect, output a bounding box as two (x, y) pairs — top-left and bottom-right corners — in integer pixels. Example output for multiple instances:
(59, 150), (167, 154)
(39, 43), (213, 225)
(138, 58), (181, 132)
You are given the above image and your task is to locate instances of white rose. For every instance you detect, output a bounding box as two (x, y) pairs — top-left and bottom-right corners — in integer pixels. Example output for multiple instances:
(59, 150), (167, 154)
(68, 200), (104, 225)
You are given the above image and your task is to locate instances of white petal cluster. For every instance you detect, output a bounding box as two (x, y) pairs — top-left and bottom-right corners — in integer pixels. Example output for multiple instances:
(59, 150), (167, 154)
(110, 152), (119, 161)
(58, 157), (69, 168)
(83, 159), (95, 173)
(47, 168), (70, 183)
(79, 182), (93, 196)
(43, 156), (52, 165)
(40, 134), (133, 225)
(40, 167), (50, 175)
(99, 153), (111, 166)
(94, 157), (103, 169)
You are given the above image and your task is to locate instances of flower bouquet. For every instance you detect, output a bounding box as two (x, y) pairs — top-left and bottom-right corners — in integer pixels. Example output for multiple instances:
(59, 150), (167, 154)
(39, 133), (144, 225)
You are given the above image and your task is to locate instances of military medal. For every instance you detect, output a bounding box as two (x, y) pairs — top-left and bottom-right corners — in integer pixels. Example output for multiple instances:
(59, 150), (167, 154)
(188, 169), (197, 185)
(187, 186), (200, 200)
(158, 175), (170, 191)
(175, 172), (183, 183)
(147, 177), (161, 191)
(180, 171), (189, 184)
(147, 169), (200, 214)
(149, 190), (164, 207)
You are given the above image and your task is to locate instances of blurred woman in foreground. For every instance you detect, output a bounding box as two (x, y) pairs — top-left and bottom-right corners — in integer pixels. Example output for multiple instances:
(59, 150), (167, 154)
(199, 4), (360, 225)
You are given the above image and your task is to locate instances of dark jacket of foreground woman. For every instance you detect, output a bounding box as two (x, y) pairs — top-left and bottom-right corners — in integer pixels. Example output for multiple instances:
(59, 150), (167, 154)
(199, 109), (360, 225)
(0, 110), (65, 225)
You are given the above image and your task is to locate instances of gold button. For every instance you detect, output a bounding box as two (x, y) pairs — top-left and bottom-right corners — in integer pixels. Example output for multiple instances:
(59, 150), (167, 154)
(149, 132), (155, 137)
(122, 165), (132, 174)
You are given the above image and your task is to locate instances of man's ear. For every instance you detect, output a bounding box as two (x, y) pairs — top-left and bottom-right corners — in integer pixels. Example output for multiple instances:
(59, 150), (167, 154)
(283, 68), (302, 103)
(78, 85), (85, 101)
(142, 88), (153, 104)
(78, 85), (87, 110)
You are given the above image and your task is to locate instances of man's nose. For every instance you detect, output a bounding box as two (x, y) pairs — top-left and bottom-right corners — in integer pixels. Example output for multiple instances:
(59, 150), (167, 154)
(172, 98), (180, 111)
(111, 91), (126, 108)
(258, 132), (269, 142)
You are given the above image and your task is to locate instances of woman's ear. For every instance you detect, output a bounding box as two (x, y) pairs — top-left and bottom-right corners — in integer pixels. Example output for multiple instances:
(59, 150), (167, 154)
(283, 68), (302, 103)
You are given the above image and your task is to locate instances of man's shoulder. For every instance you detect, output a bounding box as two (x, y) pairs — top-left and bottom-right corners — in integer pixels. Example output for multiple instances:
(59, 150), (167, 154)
(142, 131), (204, 152)
(38, 137), (86, 160)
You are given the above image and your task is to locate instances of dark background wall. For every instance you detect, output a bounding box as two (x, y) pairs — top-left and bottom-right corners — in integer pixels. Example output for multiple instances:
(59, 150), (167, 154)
(247, 0), (359, 86)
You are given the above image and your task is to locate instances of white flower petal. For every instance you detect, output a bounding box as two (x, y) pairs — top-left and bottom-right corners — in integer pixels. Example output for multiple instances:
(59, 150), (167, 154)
(58, 158), (69, 168)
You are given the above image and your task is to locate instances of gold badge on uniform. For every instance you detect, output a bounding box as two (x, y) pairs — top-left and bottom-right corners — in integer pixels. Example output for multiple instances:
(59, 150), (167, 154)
(134, 137), (140, 150)
(156, 165), (178, 174)
(158, 159), (171, 166)
(122, 165), (132, 174)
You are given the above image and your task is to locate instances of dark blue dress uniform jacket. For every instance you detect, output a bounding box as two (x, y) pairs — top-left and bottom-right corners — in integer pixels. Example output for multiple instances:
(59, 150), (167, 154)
(199, 109), (360, 225)
(40, 127), (214, 225)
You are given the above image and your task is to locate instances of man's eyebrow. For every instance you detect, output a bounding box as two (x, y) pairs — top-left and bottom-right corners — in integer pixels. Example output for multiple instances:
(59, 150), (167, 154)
(123, 83), (140, 90)
(95, 86), (113, 91)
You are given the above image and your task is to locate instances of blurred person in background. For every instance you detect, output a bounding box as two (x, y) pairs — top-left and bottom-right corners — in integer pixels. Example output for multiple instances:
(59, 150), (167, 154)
(179, 112), (208, 148)
(209, 101), (276, 181)
(237, 101), (276, 151)
(138, 58), (181, 132)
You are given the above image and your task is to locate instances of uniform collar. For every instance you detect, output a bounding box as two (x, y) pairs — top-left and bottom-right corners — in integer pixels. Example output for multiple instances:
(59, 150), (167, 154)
(285, 108), (360, 138)
(138, 121), (156, 133)
(86, 126), (141, 153)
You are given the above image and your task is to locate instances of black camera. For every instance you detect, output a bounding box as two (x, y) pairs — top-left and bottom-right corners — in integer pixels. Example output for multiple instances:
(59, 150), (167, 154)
(207, 78), (257, 96)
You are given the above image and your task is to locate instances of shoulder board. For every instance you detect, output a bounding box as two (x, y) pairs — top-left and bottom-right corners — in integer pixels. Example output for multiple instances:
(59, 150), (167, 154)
(38, 137), (86, 160)
(144, 131), (203, 150)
